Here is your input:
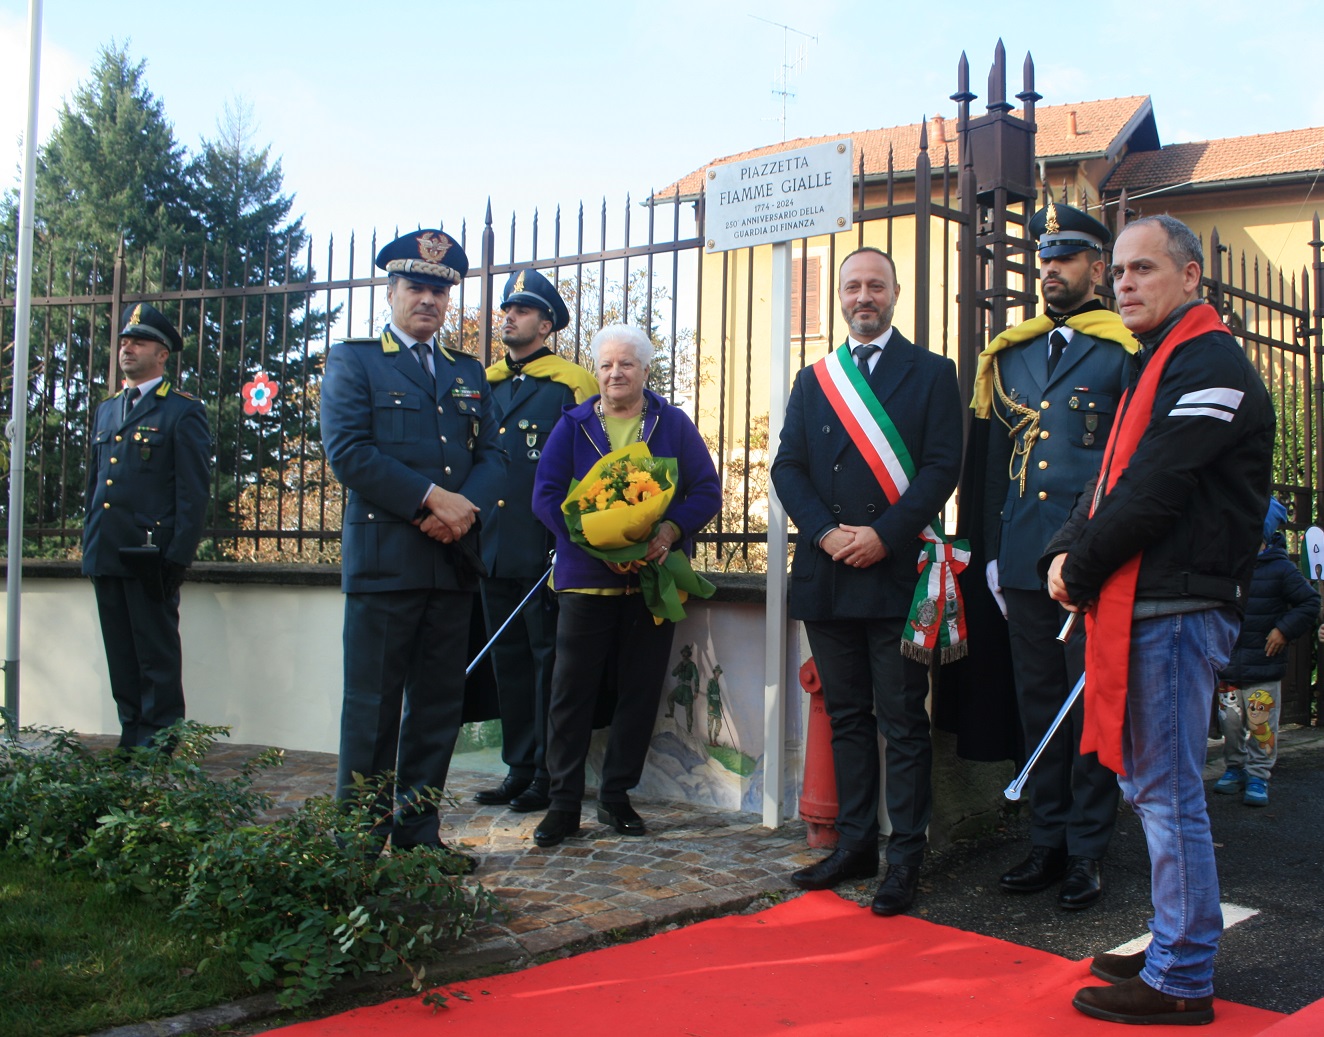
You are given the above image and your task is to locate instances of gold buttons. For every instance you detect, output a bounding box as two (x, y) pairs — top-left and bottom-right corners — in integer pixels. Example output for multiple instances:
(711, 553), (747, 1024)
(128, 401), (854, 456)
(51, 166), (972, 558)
(115, 435), (123, 442)
(1041, 400), (1050, 409)
(444, 466), (452, 475)
(440, 435), (448, 444)
(498, 500), (506, 508)
(110, 457), (118, 465)
(103, 502), (111, 509)
(498, 427), (506, 434)
(1038, 460), (1048, 470)
(1037, 491), (1048, 500)
(105, 479), (113, 486)
(1040, 430), (1050, 440)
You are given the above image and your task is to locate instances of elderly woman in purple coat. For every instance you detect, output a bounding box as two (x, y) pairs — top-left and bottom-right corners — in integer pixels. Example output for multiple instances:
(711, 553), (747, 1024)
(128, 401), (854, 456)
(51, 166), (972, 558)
(530, 324), (720, 847)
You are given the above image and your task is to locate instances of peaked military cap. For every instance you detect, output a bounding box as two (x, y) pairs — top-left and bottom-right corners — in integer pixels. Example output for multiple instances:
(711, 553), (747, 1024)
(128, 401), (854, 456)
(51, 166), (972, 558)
(501, 267), (570, 332)
(120, 302), (183, 353)
(376, 229), (468, 287)
(1028, 201), (1111, 259)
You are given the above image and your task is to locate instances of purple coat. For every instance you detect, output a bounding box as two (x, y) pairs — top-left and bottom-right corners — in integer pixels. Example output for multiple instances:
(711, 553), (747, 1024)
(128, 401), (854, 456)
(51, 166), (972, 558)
(532, 388), (721, 591)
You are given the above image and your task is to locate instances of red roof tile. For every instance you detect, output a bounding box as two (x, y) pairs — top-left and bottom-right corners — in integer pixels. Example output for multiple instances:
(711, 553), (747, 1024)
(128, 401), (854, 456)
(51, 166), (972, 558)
(654, 96), (1152, 200)
(1105, 127), (1324, 193)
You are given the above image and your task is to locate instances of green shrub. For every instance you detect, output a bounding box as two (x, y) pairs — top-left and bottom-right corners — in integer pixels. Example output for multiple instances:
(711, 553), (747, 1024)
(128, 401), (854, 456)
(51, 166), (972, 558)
(0, 722), (500, 1010)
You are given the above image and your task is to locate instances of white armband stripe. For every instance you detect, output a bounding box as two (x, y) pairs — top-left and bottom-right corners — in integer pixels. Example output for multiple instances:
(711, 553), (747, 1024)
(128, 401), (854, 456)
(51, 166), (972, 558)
(1175, 387), (1244, 410)
(1169, 406), (1236, 421)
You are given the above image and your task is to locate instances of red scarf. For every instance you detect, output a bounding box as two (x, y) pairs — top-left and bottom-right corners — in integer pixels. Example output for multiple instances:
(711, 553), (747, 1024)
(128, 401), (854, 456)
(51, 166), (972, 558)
(1081, 304), (1227, 775)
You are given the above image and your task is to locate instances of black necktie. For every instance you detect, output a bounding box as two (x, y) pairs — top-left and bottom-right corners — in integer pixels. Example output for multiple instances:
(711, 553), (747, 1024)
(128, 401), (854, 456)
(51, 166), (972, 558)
(853, 344), (879, 378)
(122, 386), (140, 421)
(1046, 330), (1068, 379)
(412, 341), (435, 388)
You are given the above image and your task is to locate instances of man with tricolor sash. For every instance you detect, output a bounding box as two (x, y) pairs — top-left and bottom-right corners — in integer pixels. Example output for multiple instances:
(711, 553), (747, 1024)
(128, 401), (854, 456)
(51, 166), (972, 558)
(973, 201), (1138, 912)
(474, 268), (598, 813)
(1043, 215), (1273, 1026)
(772, 247), (964, 917)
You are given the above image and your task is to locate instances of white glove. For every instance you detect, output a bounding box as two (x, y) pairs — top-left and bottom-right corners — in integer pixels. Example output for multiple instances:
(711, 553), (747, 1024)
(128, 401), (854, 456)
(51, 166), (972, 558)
(985, 559), (1008, 619)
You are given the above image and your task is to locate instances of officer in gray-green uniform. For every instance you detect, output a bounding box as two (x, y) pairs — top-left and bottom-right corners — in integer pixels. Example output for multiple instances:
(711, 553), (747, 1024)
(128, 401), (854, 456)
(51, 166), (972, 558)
(974, 201), (1138, 910)
(83, 303), (211, 749)
(321, 229), (504, 861)
(473, 268), (597, 812)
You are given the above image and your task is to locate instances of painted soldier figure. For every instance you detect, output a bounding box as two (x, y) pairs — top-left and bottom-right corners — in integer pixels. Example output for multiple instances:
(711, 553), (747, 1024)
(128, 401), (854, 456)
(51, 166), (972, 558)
(474, 267), (596, 812)
(974, 201), (1138, 910)
(666, 643), (699, 733)
(83, 303), (211, 749)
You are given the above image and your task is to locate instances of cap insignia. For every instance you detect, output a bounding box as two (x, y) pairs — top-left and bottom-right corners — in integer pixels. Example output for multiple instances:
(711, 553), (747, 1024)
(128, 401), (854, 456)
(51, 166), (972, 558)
(513, 270), (526, 294)
(416, 232), (452, 262)
(1045, 202), (1060, 236)
(129, 303), (143, 325)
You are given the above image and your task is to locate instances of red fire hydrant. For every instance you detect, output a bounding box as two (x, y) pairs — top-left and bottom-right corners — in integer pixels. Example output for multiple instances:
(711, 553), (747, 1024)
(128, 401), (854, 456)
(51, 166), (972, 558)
(798, 656), (839, 849)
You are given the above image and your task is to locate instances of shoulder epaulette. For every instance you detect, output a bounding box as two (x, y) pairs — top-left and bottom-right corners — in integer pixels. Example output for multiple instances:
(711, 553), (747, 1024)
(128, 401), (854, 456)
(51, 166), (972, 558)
(339, 337), (380, 346)
(170, 387), (200, 401)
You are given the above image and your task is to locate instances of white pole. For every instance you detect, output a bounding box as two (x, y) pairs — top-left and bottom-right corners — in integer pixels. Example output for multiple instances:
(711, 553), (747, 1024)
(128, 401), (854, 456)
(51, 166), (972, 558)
(4, 0), (44, 732)
(762, 241), (792, 827)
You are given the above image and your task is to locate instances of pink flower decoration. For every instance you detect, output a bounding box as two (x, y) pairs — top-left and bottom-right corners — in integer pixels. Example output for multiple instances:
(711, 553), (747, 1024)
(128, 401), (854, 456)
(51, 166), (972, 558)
(242, 372), (280, 416)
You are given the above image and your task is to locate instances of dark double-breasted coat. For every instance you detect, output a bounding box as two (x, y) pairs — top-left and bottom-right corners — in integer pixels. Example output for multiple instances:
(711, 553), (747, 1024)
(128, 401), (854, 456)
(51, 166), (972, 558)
(981, 321), (1135, 859)
(320, 327), (505, 846)
(771, 332), (962, 864)
(82, 380), (211, 748)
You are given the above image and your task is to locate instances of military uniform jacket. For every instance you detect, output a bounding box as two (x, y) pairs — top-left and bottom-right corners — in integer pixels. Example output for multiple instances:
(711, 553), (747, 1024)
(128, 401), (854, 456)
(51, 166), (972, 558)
(983, 328), (1134, 590)
(482, 359), (586, 578)
(82, 382), (212, 576)
(320, 329), (505, 594)
(770, 332), (963, 621)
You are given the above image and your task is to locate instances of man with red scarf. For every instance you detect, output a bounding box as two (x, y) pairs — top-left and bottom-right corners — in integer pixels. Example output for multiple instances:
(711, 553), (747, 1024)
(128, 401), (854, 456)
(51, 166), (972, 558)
(1044, 214), (1273, 1025)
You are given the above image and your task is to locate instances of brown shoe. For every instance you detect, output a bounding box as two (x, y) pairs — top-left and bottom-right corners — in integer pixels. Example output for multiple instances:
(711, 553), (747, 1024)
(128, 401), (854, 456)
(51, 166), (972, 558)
(1073, 977), (1214, 1025)
(1091, 949), (1148, 984)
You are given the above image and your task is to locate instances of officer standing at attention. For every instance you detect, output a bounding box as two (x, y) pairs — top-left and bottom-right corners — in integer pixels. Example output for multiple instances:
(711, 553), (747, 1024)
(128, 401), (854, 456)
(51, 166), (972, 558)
(474, 268), (596, 812)
(82, 303), (211, 750)
(972, 201), (1138, 909)
(321, 229), (504, 864)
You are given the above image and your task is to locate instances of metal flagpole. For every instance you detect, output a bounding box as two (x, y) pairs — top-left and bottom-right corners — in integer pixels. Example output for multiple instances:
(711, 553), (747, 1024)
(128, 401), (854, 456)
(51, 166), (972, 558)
(4, 0), (44, 736)
(465, 565), (552, 677)
(1004, 612), (1081, 801)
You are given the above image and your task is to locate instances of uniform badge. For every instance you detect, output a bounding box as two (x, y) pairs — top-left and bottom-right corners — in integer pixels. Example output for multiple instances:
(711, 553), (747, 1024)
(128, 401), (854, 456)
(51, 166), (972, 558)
(517, 419), (530, 430)
(1068, 396), (1080, 409)
(1083, 413), (1099, 446)
(416, 231), (452, 261)
(526, 432), (538, 448)
(527, 448), (541, 460)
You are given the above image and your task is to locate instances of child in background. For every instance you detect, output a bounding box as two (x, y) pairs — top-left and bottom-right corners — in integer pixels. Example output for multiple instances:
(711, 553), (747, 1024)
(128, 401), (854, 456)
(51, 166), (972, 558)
(1214, 498), (1320, 807)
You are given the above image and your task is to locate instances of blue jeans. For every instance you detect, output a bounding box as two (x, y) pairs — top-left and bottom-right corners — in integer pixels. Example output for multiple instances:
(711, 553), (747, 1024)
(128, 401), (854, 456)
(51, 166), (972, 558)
(1122, 607), (1238, 999)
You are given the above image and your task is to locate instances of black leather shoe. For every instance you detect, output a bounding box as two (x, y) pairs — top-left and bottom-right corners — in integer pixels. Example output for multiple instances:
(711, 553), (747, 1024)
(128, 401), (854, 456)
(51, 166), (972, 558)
(597, 800), (646, 836)
(790, 847), (879, 891)
(475, 774), (532, 805)
(533, 809), (581, 847)
(1073, 976), (1213, 1025)
(1058, 856), (1103, 910)
(1091, 949), (1148, 985)
(870, 864), (919, 916)
(999, 845), (1069, 893)
(509, 779), (551, 813)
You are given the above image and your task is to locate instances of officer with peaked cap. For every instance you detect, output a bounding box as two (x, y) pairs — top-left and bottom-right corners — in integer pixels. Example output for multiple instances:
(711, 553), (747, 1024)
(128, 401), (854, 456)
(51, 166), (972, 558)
(320, 228), (505, 865)
(82, 302), (211, 749)
(474, 267), (596, 812)
(971, 200), (1138, 909)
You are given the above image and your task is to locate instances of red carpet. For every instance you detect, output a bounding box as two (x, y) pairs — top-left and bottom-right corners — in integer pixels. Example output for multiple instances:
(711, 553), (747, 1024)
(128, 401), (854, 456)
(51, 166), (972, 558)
(272, 891), (1286, 1035)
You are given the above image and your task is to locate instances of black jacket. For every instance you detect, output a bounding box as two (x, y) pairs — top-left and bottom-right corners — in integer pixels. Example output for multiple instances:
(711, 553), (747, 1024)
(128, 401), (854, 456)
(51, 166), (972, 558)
(1043, 307), (1275, 609)
(1219, 535), (1320, 683)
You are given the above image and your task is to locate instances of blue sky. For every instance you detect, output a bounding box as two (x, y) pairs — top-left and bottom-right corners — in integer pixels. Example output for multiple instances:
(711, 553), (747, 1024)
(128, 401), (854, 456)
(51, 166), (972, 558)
(2, 0), (1321, 252)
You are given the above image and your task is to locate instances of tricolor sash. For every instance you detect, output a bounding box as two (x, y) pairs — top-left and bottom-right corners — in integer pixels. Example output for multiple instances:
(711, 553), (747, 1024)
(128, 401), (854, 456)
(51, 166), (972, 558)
(812, 343), (970, 663)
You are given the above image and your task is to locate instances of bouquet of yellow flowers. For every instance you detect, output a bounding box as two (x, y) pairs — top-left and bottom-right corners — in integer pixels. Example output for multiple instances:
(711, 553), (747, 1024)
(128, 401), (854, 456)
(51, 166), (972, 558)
(561, 442), (715, 622)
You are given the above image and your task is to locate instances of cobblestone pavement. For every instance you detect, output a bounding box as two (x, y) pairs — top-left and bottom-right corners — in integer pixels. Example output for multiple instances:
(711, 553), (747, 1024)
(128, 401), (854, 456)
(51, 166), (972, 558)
(78, 734), (820, 971)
